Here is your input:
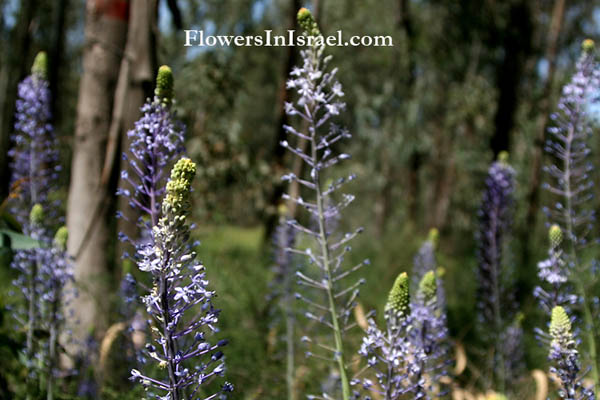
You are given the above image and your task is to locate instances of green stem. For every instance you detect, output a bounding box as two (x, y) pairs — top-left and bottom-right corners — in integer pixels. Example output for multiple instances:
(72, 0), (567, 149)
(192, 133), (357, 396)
(159, 270), (181, 400)
(311, 113), (350, 400)
(285, 294), (295, 400)
(47, 293), (59, 400)
(281, 222), (296, 400)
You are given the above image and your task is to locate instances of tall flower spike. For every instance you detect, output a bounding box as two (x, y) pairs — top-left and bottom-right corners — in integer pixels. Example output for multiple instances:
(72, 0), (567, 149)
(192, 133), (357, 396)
(117, 64), (185, 239)
(354, 272), (418, 399)
(542, 39), (600, 391)
(8, 50), (59, 228)
(548, 306), (595, 400)
(131, 158), (232, 399)
(476, 152), (517, 392)
(409, 270), (450, 399)
(8, 53), (63, 395)
(281, 8), (366, 400)
(43, 226), (74, 399)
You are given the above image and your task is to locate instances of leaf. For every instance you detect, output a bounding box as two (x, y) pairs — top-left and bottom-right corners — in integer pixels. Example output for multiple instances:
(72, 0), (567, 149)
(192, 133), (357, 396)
(0, 229), (43, 250)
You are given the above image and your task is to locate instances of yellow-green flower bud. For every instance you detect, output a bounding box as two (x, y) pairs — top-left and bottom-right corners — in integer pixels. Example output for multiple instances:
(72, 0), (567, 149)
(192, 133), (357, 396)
(550, 306), (572, 340)
(54, 226), (68, 251)
(418, 270), (437, 303)
(32, 51), (48, 80)
(385, 272), (410, 317)
(497, 151), (509, 164)
(582, 39), (595, 54)
(277, 203), (288, 217)
(155, 65), (174, 105)
(29, 204), (44, 225)
(170, 157), (196, 182)
(297, 8), (320, 37)
(164, 158), (196, 214)
(549, 224), (562, 248)
(428, 228), (439, 248)
(436, 266), (446, 278)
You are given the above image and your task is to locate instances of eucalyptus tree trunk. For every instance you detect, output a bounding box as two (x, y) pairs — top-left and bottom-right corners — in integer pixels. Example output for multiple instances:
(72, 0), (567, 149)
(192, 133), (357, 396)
(66, 0), (128, 347)
(48, 0), (69, 125)
(265, 0), (301, 239)
(100, 0), (157, 273)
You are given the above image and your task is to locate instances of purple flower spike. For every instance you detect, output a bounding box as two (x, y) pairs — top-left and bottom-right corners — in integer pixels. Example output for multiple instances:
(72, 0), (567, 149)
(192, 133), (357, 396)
(130, 159), (231, 399)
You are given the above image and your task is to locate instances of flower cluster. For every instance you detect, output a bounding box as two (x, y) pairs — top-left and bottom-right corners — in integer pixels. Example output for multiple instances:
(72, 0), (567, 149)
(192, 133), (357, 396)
(281, 8), (366, 400)
(476, 152), (515, 329)
(409, 271), (449, 399)
(117, 65), (185, 239)
(353, 273), (415, 399)
(534, 225), (577, 313)
(130, 158), (232, 399)
(8, 51), (59, 230)
(354, 270), (449, 400)
(475, 152), (519, 390)
(548, 306), (595, 400)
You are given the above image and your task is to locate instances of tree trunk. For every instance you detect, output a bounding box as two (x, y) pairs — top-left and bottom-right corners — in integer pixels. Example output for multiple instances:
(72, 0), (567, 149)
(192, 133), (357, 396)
(48, 0), (69, 125)
(100, 0), (156, 271)
(398, 0), (421, 226)
(66, 0), (128, 348)
(489, 0), (533, 157)
(266, 0), (301, 239)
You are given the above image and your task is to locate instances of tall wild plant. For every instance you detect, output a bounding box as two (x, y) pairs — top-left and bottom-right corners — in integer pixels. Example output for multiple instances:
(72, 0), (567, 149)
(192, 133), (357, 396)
(541, 39), (600, 394)
(8, 52), (72, 400)
(281, 8), (368, 399)
(475, 152), (520, 392)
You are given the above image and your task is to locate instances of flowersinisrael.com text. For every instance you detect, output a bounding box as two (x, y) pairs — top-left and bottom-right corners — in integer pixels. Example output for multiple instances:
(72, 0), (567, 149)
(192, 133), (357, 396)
(184, 30), (393, 47)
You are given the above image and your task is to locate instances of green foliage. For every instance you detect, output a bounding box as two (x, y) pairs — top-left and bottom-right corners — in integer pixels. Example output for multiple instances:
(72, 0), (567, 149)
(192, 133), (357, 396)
(0, 229), (43, 250)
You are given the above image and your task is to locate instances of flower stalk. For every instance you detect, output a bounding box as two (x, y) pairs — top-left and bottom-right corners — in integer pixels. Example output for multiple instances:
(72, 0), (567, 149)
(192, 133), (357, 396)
(281, 8), (367, 399)
(542, 40), (600, 394)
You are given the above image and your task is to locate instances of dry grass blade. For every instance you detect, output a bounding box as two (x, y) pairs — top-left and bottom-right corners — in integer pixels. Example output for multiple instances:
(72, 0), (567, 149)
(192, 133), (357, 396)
(455, 341), (467, 375)
(532, 369), (548, 400)
(98, 321), (127, 378)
